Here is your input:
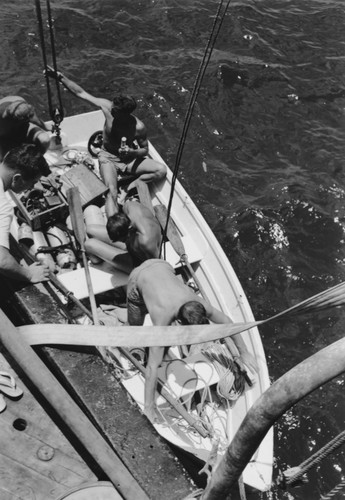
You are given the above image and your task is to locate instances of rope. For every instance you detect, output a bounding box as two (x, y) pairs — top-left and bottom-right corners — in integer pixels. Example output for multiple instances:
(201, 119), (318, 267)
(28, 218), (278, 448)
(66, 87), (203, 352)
(321, 479), (345, 500)
(282, 430), (345, 487)
(202, 344), (245, 402)
(262, 281), (345, 325)
(238, 475), (247, 500)
(160, 0), (232, 250)
(34, 0), (64, 130)
(45, 0), (64, 123)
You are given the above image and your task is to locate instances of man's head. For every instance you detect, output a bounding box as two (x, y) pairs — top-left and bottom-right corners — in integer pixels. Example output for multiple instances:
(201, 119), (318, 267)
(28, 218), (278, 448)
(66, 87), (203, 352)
(176, 301), (210, 325)
(2, 100), (35, 124)
(111, 95), (137, 116)
(2, 144), (50, 193)
(106, 212), (131, 242)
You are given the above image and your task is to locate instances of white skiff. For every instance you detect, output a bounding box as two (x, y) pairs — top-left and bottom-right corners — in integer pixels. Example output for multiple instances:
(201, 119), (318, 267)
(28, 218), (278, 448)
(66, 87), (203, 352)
(13, 109), (273, 492)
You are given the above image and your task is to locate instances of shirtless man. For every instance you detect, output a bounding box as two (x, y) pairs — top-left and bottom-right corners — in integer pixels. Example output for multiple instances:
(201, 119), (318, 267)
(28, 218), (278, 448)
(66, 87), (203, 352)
(0, 96), (51, 160)
(46, 67), (167, 217)
(107, 199), (161, 265)
(126, 259), (258, 422)
(0, 144), (51, 283)
(85, 198), (162, 270)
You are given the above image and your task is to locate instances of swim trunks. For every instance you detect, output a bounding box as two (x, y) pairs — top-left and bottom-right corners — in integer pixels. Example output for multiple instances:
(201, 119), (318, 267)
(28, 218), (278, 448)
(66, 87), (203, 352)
(127, 259), (172, 325)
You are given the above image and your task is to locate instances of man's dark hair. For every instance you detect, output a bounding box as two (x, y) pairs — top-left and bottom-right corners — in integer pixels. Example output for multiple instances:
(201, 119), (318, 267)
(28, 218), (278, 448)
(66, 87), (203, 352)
(3, 100), (35, 123)
(111, 95), (137, 115)
(3, 144), (50, 180)
(106, 212), (130, 242)
(177, 301), (210, 325)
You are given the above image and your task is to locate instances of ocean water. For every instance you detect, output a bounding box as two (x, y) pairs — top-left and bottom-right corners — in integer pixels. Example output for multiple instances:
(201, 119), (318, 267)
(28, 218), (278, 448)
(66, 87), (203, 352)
(1, 1), (345, 499)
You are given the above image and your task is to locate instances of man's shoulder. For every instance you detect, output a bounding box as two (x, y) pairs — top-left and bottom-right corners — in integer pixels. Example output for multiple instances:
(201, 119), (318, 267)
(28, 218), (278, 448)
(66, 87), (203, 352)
(0, 96), (24, 106)
(134, 116), (146, 132)
(133, 258), (172, 276)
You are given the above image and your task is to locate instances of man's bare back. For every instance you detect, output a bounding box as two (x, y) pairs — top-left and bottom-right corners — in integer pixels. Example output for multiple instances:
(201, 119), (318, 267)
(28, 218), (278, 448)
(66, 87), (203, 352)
(127, 259), (203, 325)
(123, 200), (161, 264)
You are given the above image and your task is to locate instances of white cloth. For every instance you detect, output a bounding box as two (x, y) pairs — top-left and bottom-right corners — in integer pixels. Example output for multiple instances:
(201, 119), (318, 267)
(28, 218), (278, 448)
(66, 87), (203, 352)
(0, 178), (14, 249)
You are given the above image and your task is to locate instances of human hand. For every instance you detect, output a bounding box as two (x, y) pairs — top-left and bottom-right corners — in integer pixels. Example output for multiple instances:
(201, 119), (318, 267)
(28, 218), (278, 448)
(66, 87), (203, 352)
(28, 262), (50, 283)
(44, 65), (63, 81)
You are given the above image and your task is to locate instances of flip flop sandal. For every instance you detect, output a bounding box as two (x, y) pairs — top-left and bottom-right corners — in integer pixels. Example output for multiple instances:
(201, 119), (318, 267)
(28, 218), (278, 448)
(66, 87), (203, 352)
(0, 371), (24, 398)
(0, 394), (6, 413)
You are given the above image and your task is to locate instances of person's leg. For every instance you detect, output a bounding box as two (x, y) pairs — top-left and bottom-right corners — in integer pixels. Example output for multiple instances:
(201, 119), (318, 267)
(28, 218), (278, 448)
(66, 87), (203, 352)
(97, 149), (122, 218)
(127, 158), (166, 187)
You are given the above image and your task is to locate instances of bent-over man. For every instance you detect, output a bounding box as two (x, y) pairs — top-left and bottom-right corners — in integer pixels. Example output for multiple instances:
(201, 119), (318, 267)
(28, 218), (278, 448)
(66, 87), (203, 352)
(126, 259), (258, 422)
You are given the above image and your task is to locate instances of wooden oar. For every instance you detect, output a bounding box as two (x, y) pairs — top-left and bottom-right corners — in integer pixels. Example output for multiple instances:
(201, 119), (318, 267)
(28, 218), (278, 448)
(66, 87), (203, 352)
(0, 309), (149, 500)
(154, 204), (207, 297)
(66, 187), (99, 325)
(18, 322), (259, 348)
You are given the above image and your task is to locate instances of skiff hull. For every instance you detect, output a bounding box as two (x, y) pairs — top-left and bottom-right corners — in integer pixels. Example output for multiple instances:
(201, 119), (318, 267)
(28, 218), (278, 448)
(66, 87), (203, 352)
(12, 110), (273, 492)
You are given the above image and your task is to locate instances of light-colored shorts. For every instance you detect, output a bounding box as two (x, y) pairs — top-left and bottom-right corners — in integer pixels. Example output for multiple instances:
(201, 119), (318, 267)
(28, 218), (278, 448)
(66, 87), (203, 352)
(97, 148), (143, 175)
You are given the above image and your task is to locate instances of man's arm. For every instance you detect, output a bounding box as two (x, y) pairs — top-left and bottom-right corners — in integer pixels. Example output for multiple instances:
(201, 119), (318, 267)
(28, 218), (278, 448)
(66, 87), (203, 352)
(144, 345), (164, 422)
(29, 110), (50, 131)
(205, 303), (259, 373)
(132, 121), (149, 158)
(0, 246), (49, 283)
(46, 66), (111, 111)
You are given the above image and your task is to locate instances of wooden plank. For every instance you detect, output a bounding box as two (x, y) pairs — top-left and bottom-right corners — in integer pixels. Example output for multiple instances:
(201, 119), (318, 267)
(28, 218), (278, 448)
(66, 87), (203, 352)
(60, 164), (108, 207)
(0, 311), (149, 500)
(0, 454), (80, 500)
(0, 419), (92, 487)
(0, 352), (96, 500)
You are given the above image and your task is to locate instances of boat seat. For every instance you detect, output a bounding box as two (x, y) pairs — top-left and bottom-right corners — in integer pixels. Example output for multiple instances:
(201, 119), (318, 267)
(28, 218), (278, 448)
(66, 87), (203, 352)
(57, 265), (128, 300)
(157, 352), (220, 400)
